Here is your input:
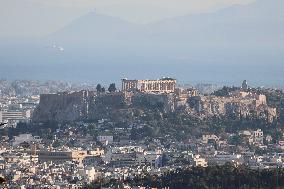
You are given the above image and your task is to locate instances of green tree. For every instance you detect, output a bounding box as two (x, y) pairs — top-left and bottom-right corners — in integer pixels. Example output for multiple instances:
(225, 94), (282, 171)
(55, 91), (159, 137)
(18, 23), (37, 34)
(96, 84), (102, 92)
(229, 135), (243, 145)
(108, 83), (116, 93)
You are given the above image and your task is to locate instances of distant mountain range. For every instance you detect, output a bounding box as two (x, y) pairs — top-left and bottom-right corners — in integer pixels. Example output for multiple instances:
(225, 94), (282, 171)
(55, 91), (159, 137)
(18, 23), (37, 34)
(48, 0), (284, 50)
(0, 0), (283, 85)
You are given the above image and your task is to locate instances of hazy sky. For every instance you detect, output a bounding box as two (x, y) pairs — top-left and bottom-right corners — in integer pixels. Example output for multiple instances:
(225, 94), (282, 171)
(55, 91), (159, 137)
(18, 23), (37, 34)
(0, 0), (283, 85)
(0, 0), (255, 37)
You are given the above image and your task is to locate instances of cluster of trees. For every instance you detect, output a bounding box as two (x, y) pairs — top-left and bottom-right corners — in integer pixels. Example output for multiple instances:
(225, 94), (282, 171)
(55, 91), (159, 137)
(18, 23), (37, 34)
(212, 86), (240, 97)
(84, 164), (284, 189)
(128, 106), (280, 143)
(96, 83), (116, 93)
(131, 87), (284, 142)
(3, 86), (284, 146)
(0, 121), (59, 139)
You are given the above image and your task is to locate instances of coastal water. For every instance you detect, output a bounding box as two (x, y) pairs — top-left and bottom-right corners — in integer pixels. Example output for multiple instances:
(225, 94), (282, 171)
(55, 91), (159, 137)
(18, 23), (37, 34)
(0, 41), (283, 87)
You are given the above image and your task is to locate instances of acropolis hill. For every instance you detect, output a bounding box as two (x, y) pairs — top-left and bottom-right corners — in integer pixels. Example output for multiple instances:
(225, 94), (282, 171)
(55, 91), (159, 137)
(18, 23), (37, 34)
(32, 79), (277, 123)
(189, 91), (276, 123)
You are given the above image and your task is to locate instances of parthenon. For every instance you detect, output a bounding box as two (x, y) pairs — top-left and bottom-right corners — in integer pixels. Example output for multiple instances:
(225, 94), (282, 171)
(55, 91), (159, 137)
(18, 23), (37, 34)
(121, 78), (176, 93)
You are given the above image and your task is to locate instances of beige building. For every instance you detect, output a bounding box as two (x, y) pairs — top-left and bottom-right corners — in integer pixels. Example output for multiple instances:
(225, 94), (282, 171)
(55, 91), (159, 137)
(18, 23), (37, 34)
(192, 155), (208, 167)
(121, 78), (176, 93)
(28, 149), (104, 163)
(0, 110), (29, 122)
(202, 134), (220, 144)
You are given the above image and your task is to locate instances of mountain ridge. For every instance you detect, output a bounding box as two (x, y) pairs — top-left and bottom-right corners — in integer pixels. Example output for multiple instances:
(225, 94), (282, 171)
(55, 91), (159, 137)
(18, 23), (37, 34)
(0, 0), (283, 84)
(47, 0), (284, 49)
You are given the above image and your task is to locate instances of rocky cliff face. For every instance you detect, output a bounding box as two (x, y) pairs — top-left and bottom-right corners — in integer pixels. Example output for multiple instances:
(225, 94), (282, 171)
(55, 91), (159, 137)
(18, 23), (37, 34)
(189, 95), (277, 122)
(87, 92), (128, 120)
(131, 93), (175, 112)
(32, 90), (95, 122)
(33, 90), (276, 123)
(32, 91), (175, 122)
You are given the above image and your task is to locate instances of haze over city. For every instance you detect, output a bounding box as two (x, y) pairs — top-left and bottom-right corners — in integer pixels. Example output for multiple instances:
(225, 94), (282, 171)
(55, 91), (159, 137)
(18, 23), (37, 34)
(1, 1), (284, 188)
(0, 0), (283, 86)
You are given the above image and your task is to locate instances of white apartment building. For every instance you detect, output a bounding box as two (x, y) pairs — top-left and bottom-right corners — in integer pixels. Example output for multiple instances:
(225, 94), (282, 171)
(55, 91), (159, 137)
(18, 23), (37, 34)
(0, 110), (31, 122)
(12, 134), (41, 146)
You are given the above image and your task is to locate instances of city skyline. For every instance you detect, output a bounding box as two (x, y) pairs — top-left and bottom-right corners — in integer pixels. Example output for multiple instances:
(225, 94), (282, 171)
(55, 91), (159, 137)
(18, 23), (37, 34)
(0, 0), (284, 188)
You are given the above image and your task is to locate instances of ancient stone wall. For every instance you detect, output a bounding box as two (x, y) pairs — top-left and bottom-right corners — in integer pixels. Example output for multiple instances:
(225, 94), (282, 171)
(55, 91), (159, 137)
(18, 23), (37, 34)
(32, 91), (95, 122)
(131, 93), (175, 113)
(188, 95), (277, 122)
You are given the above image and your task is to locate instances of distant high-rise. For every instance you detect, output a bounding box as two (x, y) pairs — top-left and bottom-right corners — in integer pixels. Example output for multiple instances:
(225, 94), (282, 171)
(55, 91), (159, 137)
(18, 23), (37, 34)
(242, 80), (248, 90)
